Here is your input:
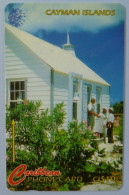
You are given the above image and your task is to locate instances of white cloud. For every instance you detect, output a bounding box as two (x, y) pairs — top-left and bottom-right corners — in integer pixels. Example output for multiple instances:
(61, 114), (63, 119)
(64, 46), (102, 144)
(5, 3), (125, 33)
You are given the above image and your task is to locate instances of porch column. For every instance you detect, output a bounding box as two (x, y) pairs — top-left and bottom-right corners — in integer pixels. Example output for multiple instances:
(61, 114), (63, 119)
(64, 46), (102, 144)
(78, 78), (83, 123)
(68, 72), (73, 122)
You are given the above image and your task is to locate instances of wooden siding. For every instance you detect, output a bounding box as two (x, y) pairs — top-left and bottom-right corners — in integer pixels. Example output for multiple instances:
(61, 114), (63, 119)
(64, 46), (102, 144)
(5, 29), (51, 110)
(53, 72), (69, 128)
(5, 28), (110, 129)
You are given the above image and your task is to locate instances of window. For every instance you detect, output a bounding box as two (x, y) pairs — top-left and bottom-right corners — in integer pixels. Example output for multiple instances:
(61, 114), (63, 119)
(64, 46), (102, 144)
(72, 79), (79, 120)
(96, 88), (101, 114)
(9, 81), (26, 108)
(87, 86), (91, 104)
(73, 102), (77, 120)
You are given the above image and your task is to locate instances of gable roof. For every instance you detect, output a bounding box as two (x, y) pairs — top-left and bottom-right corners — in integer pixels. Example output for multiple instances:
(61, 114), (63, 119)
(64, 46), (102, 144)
(5, 23), (110, 86)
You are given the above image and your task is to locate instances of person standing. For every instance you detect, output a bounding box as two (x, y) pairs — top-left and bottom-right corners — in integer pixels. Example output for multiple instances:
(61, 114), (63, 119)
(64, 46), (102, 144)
(88, 98), (99, 132)
(98, 108), (107, 143)
(94, 107), (107, 140)
(107, 107), (114, 143)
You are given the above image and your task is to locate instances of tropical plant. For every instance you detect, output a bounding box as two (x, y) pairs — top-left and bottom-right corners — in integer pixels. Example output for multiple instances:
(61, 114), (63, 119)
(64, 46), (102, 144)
(6, 101), (118, 191)
(112, 101), (123, 114)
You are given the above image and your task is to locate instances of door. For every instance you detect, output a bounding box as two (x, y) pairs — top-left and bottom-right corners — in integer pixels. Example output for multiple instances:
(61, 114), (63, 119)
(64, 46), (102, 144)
(82, 84), (87, 121)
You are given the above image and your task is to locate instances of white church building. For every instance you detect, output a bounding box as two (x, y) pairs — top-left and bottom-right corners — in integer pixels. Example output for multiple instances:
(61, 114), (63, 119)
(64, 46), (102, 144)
(5, 23), (110, 127)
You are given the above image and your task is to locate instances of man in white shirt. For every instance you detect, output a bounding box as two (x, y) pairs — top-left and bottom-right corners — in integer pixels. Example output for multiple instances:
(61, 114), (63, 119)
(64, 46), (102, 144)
(88, 98), (99, 132)
(107, 107), (115, 143)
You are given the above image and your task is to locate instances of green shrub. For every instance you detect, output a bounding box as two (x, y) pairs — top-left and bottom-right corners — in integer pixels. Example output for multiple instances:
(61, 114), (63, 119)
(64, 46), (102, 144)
(118, 115), (123, 143)
(112, 101), (123, 114)
(6, 101), (118, 191)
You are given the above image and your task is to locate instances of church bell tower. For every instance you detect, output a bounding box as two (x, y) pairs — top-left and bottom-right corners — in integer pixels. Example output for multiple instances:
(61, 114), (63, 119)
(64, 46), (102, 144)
(62, 32), (76, 56)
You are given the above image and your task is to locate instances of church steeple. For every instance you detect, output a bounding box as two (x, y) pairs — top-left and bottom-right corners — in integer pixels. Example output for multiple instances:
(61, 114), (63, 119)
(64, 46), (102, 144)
(62, 32), (76, 56)
(67, 31), (70, 44)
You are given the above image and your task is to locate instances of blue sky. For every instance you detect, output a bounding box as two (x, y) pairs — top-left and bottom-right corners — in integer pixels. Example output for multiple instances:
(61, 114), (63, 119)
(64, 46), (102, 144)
(5, 3), (125, 104)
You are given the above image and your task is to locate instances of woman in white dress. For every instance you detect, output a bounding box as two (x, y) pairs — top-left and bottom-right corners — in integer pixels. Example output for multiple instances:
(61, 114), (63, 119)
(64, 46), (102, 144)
(94, 108), (107, 142)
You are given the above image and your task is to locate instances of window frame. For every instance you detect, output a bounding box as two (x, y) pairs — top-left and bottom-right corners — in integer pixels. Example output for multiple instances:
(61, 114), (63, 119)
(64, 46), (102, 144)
(73, 101), (78, 120)
(87, 84), (92, 105)
(72, 79), (79, 120)
(96, 87), (102, 114)
(7, 79), (27, 107)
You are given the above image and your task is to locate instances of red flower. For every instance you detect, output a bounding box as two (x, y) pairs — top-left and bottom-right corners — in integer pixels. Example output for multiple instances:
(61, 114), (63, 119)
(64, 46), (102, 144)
(24, 100), (28, 105)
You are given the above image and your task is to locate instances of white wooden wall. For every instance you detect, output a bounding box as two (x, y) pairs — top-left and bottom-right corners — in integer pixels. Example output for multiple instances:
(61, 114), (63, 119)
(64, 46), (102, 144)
(5, 29), (110, 129)
(53, 72), (69, 128)
(5, 29), (51, 110)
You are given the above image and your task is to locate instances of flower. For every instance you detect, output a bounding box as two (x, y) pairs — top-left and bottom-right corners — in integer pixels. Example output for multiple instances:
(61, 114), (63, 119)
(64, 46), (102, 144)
(52, 150), (57, 158)
(88, 126), (91, 131)
(24, 100), (28, 105)
(114, 117), (120, 127)
(115, 123), (119, 127)
(83, 120), (87, 126)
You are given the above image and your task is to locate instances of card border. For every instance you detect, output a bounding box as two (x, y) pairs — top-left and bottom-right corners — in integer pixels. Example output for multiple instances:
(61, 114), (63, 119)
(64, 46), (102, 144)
(0, 0), (129, 194)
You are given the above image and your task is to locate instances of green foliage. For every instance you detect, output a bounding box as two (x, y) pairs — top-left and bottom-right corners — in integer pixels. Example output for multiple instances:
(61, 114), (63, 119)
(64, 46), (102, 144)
(6, 101), (118, 191)
(118, 115), (123, 143)
(112, 101), (123, 114)
(113, 115), (123, 142)
(84, 162), (96, 173)
(7, 101), (65, 167)
(112, 145), (123, 154)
